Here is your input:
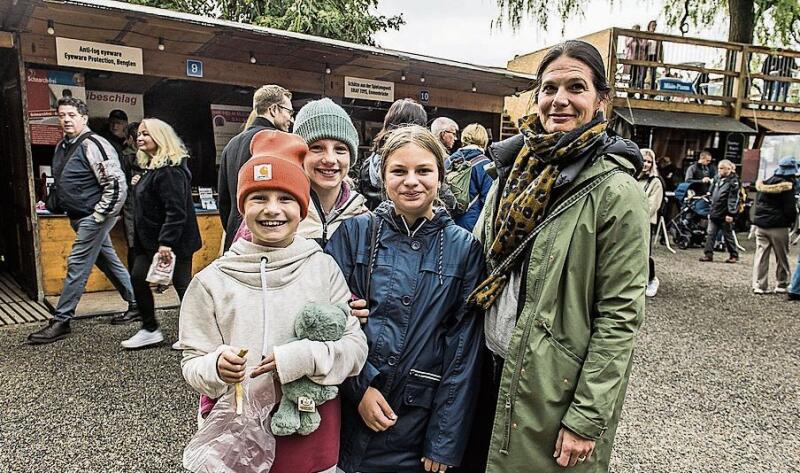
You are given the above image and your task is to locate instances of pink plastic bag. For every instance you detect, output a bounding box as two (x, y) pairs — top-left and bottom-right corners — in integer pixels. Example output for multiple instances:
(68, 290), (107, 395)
(183, 373), (277, 473)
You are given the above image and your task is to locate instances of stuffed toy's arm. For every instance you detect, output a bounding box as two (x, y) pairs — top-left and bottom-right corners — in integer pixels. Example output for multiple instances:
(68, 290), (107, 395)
(273, 314), (367, 385)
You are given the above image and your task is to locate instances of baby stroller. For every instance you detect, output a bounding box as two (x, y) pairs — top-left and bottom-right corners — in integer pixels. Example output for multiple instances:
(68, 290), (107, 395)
(668, 182), (710, 249)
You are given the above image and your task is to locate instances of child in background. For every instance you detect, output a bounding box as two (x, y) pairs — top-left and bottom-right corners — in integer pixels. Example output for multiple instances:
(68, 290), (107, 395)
(179, 130), (368, 473)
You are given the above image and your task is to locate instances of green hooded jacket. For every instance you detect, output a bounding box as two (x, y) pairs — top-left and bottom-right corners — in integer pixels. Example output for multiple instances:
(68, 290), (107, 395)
(477, 152), (648, 473)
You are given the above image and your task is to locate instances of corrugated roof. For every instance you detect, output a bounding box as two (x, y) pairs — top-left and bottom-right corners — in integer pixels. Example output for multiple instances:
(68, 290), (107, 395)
(614, 108), (756, 133)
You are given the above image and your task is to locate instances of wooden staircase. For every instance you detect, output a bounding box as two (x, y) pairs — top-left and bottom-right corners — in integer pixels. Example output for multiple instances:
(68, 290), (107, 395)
(500, 112), (519, 140)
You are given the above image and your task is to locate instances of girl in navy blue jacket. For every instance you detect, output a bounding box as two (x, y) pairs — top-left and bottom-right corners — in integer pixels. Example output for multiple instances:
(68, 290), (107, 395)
(326, 125), (485, 473)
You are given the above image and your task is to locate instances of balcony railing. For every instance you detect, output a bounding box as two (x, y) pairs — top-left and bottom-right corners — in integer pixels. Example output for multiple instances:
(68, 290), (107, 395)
(610, 28), (800, 120)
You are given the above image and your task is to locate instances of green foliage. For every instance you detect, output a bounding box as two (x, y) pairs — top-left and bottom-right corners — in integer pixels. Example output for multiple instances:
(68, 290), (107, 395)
(495, 0), (799, 47)
(124, 0), (404, 46)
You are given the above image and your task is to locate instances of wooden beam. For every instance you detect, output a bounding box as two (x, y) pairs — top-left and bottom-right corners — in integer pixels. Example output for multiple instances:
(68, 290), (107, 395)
(616, 58), (739, 77)
(612, 97), (731, 116)
(20, 32), (503, 113)
(616, 87), (737, 103)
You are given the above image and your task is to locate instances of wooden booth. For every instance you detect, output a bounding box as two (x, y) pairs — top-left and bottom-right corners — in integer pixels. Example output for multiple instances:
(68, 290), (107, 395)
(0, 0), (533, 301)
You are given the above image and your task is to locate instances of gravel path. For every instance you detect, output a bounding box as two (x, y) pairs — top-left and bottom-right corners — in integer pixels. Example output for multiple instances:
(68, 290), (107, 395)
(1, 239), (798, 472)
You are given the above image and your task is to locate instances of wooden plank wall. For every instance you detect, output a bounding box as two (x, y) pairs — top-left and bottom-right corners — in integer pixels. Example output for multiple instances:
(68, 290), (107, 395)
(38, 213), (222, 296)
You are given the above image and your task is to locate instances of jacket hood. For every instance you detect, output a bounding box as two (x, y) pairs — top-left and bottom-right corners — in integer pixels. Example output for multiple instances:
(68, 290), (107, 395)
(757, 177), (794, 194)
(486, 128), (643, 181)
(374, 201), (453, 236)
(216, 236), (321, 289)
(450, 147), (486, 163)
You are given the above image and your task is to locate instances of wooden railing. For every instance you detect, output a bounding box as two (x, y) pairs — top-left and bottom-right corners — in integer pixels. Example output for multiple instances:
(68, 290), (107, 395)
(609, 28), (800, 120)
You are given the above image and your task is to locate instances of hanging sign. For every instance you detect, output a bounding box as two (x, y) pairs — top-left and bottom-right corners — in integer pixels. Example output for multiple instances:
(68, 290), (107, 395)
(56, 37), (143, 75)
(25, 68), (86, 145)
(344, 76), (394, 102)
(210, 104), (251, 163)
(86, 90), (144, 122)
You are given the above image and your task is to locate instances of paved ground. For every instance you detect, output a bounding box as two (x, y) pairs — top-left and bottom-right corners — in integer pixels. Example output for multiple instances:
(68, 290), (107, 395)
(0, 238), (798, 472)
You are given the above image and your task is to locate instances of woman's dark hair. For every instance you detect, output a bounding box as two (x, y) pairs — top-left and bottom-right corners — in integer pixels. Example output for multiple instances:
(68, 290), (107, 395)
(534, 40), (611, 101)
(373, 98), (428, 152)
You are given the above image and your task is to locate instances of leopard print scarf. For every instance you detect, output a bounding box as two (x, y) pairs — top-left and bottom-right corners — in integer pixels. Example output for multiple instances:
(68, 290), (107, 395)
(467, 116), (608, 310)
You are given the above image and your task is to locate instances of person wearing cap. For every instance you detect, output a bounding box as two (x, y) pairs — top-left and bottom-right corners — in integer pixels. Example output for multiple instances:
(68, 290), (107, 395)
(752, 157), (798, 294)
(178, 129), (367, 473)
(218, 85), (294, 250)
(291, 98), (367, 246)
(101, 109), (129, 155)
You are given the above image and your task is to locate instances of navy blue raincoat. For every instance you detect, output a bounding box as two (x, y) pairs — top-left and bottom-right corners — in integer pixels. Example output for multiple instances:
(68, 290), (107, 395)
(326, 203), (485, 472)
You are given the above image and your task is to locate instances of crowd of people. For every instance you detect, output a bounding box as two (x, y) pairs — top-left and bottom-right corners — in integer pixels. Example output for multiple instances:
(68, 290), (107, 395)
(20, 37), (799, 473)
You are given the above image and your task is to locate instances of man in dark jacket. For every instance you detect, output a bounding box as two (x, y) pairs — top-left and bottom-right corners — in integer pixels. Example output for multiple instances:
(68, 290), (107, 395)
(684, 150), (715, 195)
(752, 157), (798, 293)
(700, 159), (741, 263)
(218, 84), (293, 250)
(27, 98), (137, 345)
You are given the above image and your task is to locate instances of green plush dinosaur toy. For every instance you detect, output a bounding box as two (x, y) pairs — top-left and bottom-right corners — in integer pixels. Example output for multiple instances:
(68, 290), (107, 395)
(270, 302), (350, 436)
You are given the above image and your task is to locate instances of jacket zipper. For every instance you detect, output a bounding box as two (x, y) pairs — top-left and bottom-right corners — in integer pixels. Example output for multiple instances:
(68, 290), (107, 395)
(409, 369), (442, 382)
(501, 223), (557, 453)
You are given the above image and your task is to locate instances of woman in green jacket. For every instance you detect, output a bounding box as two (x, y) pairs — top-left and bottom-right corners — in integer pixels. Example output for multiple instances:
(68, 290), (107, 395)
(471, 40), (649, 472)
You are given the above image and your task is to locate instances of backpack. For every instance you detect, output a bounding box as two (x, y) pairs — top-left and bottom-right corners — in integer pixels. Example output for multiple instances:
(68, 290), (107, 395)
(446, 154), (488, 212)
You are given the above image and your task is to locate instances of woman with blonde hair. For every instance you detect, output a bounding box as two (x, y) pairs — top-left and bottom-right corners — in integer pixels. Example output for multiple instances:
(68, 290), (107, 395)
(638, 148), (664, 297)
(120, 118), (201, 349)
(447, 122), (494, 231)
(327, 125), (485, 473)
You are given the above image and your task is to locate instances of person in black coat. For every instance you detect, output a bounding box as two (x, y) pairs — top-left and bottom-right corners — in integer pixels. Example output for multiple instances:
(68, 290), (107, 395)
(684, 150), (715, 195)
(699, 159), (741, 263)
(752, 157), (798, 293)
(217, 85), (293, 250)
(120, 118), (201, 349)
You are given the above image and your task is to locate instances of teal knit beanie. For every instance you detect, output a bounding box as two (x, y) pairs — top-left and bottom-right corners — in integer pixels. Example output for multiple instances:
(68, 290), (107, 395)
(293, 98), (359, 160)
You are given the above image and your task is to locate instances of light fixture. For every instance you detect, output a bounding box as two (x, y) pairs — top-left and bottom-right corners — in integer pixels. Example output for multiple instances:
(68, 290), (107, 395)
(420, 73), (426, 83)
(157, 37), (165, 51)
(400, 70), (406, 81)
(46, 20), (55, 35)
(325, 63), (331, 74)
(471, 82), (477, 93)
(249, 52), (256, 64)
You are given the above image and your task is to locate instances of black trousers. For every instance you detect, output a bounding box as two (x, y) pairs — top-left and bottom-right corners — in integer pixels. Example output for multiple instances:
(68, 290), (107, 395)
(130, 247), (192, 332)
(704, 218), (738, 258)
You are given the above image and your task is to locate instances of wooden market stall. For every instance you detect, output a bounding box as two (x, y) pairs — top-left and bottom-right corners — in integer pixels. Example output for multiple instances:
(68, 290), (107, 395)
(0, 0), (533, 301)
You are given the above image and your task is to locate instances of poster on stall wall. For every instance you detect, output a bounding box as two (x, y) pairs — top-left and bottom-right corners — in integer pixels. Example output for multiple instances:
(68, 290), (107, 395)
(25, 68), (86, 145)
(86, 90), (144, 122)
(210, 104), (251, 164)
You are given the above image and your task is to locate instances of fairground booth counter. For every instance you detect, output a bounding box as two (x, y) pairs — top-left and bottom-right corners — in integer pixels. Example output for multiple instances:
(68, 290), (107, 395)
(0, 0), (533, 303)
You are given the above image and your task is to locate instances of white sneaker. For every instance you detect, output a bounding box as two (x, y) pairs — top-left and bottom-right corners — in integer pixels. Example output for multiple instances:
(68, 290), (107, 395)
(121, 329), (164, 349)
(171, 340), (182, 351)
(753, 288), (770, 295)
(775, 287), (788, 294)
(645, 277), (660, 297)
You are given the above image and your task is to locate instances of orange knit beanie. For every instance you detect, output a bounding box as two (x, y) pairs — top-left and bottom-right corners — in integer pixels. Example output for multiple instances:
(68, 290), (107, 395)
(237, 130), (310, 217)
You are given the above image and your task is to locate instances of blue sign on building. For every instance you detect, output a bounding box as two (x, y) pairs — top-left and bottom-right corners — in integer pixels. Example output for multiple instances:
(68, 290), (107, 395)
(419, 90), (430, 103)
(186, 59), (204, 78)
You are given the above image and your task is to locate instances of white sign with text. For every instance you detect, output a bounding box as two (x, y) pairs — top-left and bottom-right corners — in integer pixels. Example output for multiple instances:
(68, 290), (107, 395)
(56, 37), (144, 75)
(344, 76), (394, 102)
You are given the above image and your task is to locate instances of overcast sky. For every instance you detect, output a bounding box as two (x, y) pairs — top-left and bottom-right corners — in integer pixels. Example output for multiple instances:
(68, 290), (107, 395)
(372, 0), (728, 67)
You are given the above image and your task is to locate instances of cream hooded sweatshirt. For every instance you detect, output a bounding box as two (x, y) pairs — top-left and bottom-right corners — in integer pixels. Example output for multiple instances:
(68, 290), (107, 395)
(179, 236), (368, 399)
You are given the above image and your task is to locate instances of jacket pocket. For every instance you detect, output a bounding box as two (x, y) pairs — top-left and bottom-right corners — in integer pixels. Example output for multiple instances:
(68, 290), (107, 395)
(403, 379), (437, 409)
